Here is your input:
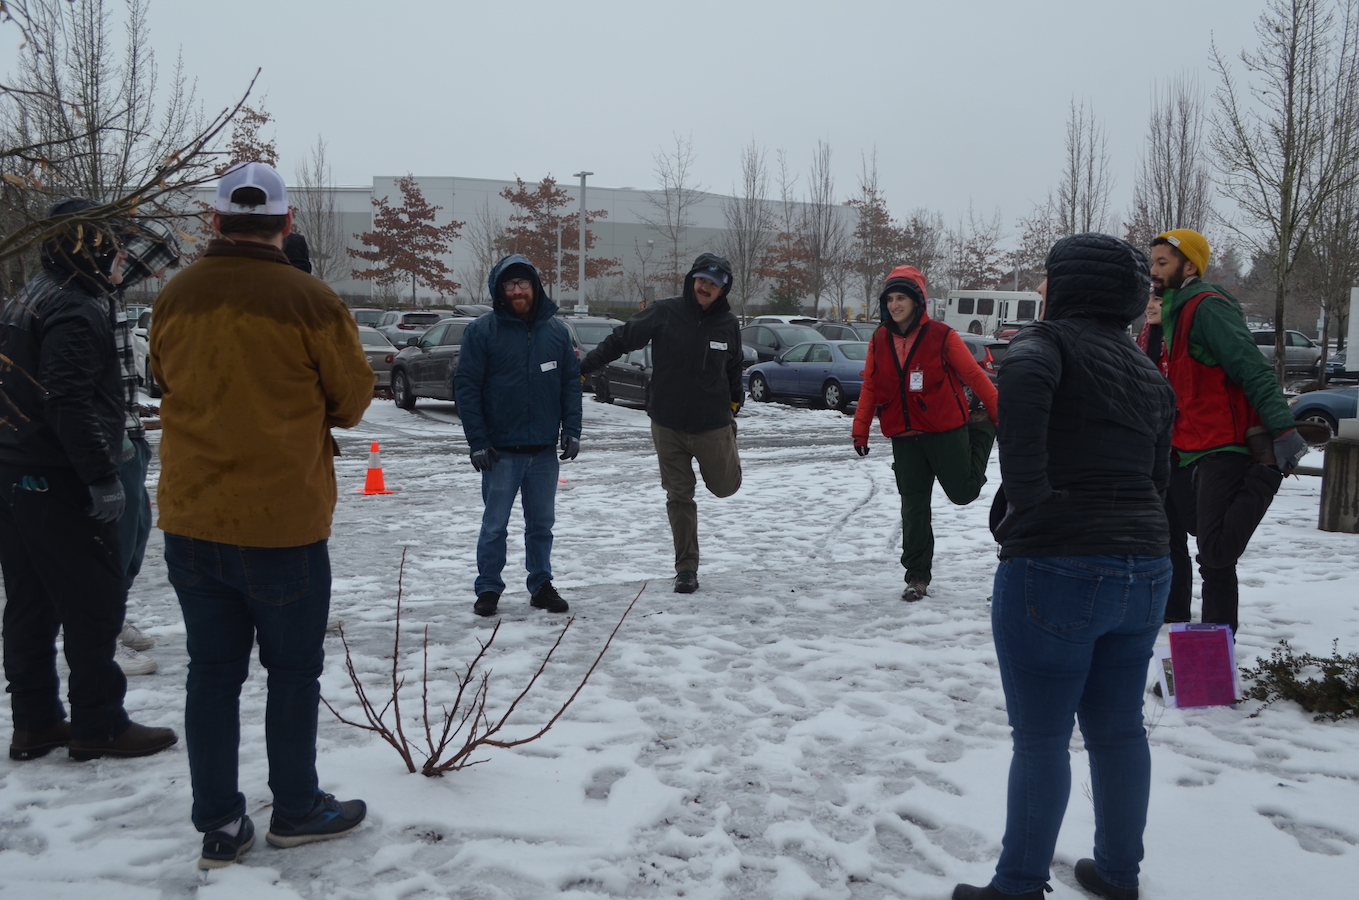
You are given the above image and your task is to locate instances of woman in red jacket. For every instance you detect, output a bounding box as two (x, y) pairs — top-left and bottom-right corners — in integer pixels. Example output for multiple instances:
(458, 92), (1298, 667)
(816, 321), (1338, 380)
(852, 266), (999, 601)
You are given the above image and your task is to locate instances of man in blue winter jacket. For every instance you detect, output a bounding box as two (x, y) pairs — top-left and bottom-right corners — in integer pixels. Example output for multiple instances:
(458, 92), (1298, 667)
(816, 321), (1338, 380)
(454, 254), (583, 617)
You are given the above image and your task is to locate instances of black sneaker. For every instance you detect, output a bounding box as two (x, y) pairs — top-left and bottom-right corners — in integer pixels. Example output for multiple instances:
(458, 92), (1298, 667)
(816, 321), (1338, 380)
(473, 591), (500, 617)
(1075, 859), (1139, 900)
(674, 571), (698, 594)
(530, 582), (569, 613)
(265, 793), (366, 848)
(9, 720), (71, 761)
(199, 815), (255, 869)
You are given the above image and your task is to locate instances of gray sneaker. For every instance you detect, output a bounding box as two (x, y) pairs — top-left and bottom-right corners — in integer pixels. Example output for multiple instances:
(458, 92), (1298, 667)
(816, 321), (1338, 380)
(119, 622), (156, 651)
(901, 581), (928, 602)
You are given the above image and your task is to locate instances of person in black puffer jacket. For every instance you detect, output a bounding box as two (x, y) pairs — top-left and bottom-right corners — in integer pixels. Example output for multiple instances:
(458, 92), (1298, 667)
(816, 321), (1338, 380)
(955, 234), (1175, 900)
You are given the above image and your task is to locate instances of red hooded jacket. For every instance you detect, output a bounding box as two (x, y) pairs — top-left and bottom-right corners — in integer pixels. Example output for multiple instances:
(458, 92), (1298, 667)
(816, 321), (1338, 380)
(852, 266), (997, 444)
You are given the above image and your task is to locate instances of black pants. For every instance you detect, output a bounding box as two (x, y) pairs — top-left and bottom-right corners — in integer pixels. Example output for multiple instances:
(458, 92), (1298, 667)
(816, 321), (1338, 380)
(1163, 464), (1196, 623)
(1189, 453), (1282, 636)
(0, 464), (129, 739)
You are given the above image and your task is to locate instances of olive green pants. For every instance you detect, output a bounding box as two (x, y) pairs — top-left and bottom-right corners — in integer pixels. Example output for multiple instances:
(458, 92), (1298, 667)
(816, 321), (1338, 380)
(651, 421), (742, 573)
(890, 421), (996, 585)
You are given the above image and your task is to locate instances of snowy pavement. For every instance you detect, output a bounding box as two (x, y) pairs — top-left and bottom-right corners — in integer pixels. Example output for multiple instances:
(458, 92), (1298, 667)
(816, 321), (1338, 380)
(1, 395), (1357, 899)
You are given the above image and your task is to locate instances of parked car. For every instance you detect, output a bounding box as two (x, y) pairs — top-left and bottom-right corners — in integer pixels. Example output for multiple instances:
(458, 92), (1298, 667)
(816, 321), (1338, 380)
(1289, 385), (1358, 440)
(389, 317), (476, 409)
(132, 310), (162, 398)
(748, 315), (820, 327)
(375, 310), (447, 345)
(1251, 329), (1322, 375)
(743, 340), (868, 411)
(350, 307), (384, 327)
(558, 315), (624, 391)
(957, 333), (1010, 382)
(358, 326), (397, 389)
(741, 323), (825, 365)
(1318, 349), (1359, 381)
(449, 304), (492, 318)
(993, 323), (1025, 340)
(815, 321), (878, 341)
(594, 345), (652, 406)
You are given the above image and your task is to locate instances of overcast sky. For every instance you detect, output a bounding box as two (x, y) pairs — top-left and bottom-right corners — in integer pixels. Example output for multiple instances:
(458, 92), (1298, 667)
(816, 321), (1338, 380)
(9, 0), (1268, 237)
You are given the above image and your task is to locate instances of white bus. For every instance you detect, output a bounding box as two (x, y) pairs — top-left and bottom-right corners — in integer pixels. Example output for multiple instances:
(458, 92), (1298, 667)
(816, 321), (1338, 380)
(938, 290), (1041, 337)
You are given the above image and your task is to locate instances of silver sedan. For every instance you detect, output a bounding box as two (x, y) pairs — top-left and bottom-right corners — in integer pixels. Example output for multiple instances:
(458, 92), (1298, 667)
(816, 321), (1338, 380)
(359, 326), (397, 389)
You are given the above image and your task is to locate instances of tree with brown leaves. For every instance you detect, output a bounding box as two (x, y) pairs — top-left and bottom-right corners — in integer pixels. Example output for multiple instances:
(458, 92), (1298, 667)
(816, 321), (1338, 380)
(500, 175), (618, 296)
(349, 175), (463, 305)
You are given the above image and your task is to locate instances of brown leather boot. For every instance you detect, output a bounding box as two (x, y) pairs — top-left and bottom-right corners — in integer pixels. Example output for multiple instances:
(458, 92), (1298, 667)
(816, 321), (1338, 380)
(1244, 425), (1275, 467)
(9, 720), (72, 760)
(69, 722), (178, 761)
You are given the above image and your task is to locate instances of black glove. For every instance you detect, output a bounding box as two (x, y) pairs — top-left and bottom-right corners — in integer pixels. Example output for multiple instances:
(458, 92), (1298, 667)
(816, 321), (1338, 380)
(1272, 428), (1307, 474)
(559, 434), (580, 461)
(854, 443), (870, 457)
(87, 477), (126, 523)
(470, 447), (500, 472)
(579, 359), (597, 377)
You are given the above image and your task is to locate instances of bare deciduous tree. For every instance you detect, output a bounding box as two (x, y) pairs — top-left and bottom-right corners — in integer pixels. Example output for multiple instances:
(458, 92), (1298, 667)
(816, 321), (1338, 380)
(944, 205), (1007, 292)
(1054, 97), (1115, 235)
(641, 134), (702, 295)
(1012, 198), (1062, 290)
(463, 196), (507, 302)
(720, 140), (773, 321)
(1210, 0), (1359, 382)
(1298, 165), (1359, 384)
(899, 208), (947, 292)
(849, 152), (902, 312)
(293, 136), (346, 283)
(1126, 74), (1215, 250)
(803, 140), (843, 317)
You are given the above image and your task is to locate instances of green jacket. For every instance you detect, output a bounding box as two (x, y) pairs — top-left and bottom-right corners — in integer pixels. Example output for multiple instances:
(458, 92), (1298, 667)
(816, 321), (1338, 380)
(1161, 278), (1294, 464)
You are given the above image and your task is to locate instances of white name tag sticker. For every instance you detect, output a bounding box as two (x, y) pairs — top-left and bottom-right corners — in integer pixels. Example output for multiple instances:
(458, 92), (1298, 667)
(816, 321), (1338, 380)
(710, 341), (728, 350)
(909, 370), (924, 391)
(540, 361), (558, 372)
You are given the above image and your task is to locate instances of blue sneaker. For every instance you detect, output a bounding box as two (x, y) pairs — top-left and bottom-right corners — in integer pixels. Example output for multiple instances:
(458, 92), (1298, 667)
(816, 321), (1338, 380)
(264, 793), (366, 848)
(199, 815), (254, 869)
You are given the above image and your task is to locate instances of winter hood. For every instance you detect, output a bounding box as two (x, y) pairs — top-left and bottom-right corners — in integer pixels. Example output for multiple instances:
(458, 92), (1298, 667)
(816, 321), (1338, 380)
(1044, 233), (1150, 326)
(878, 265), (931, 335)
(683, 252), (734, 313)
(488, 253), (558, 320)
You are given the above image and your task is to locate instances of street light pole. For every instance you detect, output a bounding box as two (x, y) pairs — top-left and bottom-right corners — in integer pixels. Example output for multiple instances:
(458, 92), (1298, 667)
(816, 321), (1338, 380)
(572, 171), (593, 315)
(554, 217), (562, 299)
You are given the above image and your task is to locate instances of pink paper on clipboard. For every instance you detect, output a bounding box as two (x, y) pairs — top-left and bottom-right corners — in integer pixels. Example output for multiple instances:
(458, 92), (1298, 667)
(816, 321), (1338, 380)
(1167, 623), (1237, 707)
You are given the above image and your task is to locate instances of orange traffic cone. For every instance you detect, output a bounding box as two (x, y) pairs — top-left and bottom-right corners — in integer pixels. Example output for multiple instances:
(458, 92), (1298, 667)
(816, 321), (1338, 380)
(361, 441), (394, 495)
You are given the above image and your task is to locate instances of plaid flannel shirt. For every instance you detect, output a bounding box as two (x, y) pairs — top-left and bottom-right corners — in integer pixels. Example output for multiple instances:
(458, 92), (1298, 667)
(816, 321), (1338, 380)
(112, 219), (181, 442)
(113, 299), (145, 441)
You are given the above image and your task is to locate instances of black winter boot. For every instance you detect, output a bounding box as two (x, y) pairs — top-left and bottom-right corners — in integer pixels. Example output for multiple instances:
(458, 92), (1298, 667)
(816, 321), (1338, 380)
(530, 582), (569, 613)
(674, 571), (699, 594)
(1074, 859), (1138, 900)
(952, 882), (1052, 899)
(473, 592), (500, 617)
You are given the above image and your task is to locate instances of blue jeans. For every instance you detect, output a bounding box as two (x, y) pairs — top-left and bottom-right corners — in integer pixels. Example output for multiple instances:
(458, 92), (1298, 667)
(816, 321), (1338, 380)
(164, 534), (330, 832)
(475, 449), (558, 596)
(116, 436), (152, 590)
(991, 554), (1170, 895)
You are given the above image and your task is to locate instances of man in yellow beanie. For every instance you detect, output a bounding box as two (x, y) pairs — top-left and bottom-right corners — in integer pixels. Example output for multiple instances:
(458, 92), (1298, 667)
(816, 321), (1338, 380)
(1150, 229), (1304, 638)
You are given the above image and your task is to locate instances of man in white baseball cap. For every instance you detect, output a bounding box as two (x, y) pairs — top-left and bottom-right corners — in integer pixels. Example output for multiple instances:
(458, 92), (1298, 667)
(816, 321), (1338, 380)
(151, 160), (375, 868)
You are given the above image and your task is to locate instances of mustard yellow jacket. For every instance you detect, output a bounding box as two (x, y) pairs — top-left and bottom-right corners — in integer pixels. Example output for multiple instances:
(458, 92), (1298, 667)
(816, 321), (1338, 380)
(150, 239), (374, 547)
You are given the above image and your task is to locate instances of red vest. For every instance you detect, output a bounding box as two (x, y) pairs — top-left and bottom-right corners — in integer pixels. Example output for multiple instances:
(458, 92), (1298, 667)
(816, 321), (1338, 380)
(867, 321), (969, 437)
(1167, 291), (1261, 453)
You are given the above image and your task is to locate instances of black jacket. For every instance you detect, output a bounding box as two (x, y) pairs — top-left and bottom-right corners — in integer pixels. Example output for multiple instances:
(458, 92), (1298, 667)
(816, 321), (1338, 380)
(581, 253), (743, 434)
(993, 233), (1176, 558)
(0, 269), (124, 485)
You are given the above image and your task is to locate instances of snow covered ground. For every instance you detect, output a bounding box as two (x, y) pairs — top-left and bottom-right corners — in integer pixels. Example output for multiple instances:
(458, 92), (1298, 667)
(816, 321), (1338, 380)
(1, 395), (1356, 899)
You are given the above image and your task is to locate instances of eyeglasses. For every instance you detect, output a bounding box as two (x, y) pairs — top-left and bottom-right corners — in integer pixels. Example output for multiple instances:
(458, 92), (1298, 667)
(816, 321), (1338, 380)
(503, 279), (533, 292)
